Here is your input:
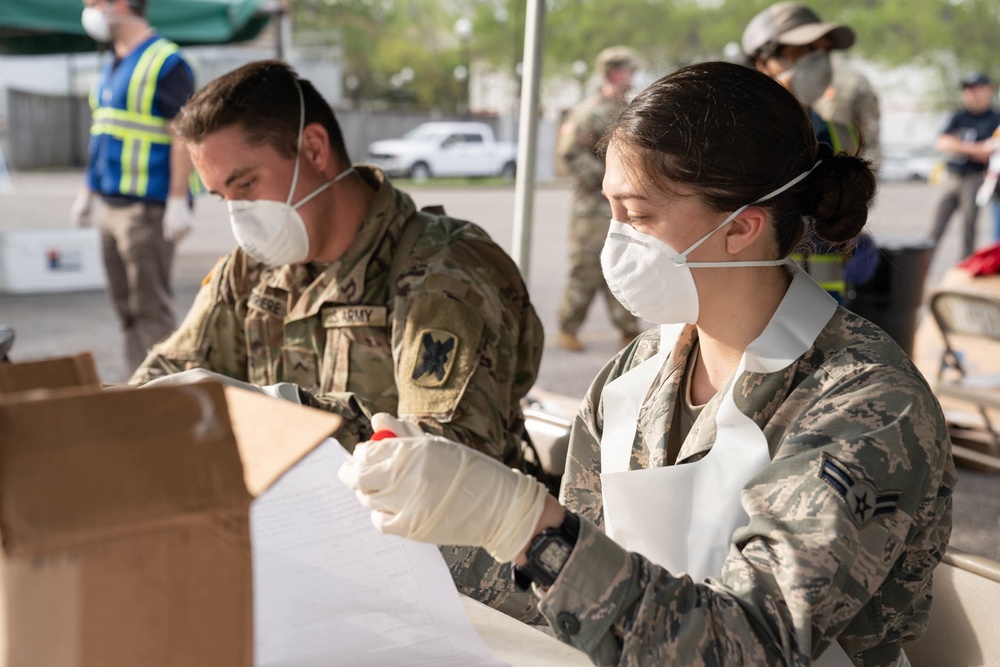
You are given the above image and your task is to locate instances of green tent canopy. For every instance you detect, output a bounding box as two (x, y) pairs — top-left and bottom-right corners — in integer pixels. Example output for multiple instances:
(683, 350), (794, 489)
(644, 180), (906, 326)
(0, 0), (273, 56)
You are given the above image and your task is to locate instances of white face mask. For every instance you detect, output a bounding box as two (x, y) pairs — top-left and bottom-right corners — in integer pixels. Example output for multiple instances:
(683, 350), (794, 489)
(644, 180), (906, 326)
(600, 161), (822, 325)
(81, 6), (111, 43)
(778, 50), (833, 107)
(227, 80), (354, 266)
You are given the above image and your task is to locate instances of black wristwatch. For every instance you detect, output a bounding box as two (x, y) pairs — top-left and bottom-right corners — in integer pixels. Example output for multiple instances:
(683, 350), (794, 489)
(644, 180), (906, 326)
(514, 511), (580, 589)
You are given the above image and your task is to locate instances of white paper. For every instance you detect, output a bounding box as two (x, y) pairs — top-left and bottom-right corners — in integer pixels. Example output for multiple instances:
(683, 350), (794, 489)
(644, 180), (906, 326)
(251, 438), (508, 667)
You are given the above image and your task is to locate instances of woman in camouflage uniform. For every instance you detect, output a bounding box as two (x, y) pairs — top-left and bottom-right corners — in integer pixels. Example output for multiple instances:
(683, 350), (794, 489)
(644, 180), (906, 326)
(342, 62), (955, 666)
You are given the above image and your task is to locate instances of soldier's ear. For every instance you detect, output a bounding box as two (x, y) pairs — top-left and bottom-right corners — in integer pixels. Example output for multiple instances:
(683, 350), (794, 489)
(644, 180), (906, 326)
(301, 123), (332, 171)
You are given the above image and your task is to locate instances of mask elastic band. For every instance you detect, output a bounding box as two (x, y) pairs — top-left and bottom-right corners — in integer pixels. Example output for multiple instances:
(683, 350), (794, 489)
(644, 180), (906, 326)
(284, 78), (354, 211)
(675, 158), (825, 264)
(286, 78), (307, 207)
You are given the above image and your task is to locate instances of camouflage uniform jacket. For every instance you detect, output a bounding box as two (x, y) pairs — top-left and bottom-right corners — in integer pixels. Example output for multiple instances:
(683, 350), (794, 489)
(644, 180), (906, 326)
(543, 307), (956, 666)
(559, 93), (624, 220)
(131, 166), (544, 457)
(815, 65), (882, 166)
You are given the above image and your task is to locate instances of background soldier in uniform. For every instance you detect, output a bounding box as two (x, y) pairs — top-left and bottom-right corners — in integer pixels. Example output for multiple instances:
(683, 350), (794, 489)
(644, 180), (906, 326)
(70, 0), (196, 373)
(815, 56), (882, 167)
(133, 60), (543, 460)
(555, 46), (642, 352)
(743, 2), (880, 304)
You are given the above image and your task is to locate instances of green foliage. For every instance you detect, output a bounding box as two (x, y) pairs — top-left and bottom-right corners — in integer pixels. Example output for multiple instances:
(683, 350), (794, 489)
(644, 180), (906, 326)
(292, 0), (1000, 110)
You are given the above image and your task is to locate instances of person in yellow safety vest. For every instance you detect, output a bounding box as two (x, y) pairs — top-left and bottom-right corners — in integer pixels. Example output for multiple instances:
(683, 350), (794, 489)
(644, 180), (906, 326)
(70, 0), (196, 373)
(742, 2), (878, 304)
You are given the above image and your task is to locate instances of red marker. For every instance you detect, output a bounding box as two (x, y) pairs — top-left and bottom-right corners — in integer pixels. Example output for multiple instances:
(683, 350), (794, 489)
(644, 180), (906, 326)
(371, 430), (397, 441)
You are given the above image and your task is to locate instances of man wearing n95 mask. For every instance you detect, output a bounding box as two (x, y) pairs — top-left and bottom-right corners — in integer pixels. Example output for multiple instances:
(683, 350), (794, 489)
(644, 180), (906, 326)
(132, 60), (543, 463)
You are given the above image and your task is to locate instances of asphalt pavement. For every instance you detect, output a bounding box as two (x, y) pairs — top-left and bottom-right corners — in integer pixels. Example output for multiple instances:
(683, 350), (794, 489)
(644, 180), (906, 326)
(1, 170), (997, 560)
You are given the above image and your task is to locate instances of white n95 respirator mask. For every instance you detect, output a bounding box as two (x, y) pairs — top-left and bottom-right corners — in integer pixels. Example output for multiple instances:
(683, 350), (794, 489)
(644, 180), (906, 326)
(81, 7), (111, 43)
(227, 77), (354, 267)
(227, 167), (353, 266)
(600, 161), (823, 325)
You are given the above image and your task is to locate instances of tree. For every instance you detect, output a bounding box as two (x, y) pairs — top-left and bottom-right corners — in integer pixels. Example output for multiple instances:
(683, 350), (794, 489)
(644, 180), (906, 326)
(292, 0), (1000, 111)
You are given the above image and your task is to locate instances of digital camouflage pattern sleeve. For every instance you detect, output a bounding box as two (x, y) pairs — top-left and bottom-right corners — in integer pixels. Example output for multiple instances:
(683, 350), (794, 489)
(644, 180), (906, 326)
(540, 310), (956, 666)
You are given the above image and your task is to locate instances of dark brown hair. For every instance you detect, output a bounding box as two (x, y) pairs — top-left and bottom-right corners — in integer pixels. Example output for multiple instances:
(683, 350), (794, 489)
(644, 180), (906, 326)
(125, 0), (147, 17)
(174, 60), (350, 165)
(601, 61), (876, 256)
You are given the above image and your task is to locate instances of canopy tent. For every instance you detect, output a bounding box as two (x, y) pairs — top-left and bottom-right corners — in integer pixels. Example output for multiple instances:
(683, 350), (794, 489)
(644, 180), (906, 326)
(0, 0), (273, 56)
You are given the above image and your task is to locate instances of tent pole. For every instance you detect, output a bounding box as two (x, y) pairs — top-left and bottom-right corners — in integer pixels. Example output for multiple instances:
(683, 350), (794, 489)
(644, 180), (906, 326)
(511, 0), (545, 280)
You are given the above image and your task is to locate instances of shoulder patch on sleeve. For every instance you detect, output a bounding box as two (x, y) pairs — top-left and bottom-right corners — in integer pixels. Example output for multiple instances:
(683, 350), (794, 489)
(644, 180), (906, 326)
(819, 454), (901, 526)
(397, 294), (484, 418)
(411, 330), (458, 386)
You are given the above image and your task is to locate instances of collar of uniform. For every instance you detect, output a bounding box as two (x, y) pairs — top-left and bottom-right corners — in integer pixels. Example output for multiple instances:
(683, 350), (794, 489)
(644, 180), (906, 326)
(283, 166), (416, 322)
(630, 324), (696, 469)
(637, 325), (799, 467)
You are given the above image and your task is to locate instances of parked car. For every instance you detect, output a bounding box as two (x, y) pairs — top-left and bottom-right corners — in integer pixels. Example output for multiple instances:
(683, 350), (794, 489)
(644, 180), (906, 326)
(878, 146), (942, 182)
(366, 122), (518, 180)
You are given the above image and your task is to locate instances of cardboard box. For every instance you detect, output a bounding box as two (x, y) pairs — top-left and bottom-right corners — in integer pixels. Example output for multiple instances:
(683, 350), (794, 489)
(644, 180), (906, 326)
(0, 352), (100, 395)
(0, 228), (107, 294)
(0, 358), (341, 667)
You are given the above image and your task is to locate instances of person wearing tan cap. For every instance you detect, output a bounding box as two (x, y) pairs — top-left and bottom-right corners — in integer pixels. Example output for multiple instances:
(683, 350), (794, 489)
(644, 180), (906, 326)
(554, 46), (643, 353)
(743, 3), (881, 308)
(742, 2), (858, 154)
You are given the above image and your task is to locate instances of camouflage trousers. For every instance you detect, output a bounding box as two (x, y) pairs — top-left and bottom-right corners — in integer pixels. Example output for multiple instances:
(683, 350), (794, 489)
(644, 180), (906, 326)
(558, 215), (639, 336)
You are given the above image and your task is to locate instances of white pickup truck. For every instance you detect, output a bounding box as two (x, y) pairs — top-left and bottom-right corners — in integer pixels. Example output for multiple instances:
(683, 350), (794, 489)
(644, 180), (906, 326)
(366, 122), (518, 180)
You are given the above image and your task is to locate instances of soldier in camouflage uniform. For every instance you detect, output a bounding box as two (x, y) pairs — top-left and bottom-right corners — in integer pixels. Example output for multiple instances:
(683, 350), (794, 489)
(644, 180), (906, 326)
(341, 62), (956, 666)
(131, 60), (543, 459)
(815, 56), (882, 167)
(555, 46), (641, 352)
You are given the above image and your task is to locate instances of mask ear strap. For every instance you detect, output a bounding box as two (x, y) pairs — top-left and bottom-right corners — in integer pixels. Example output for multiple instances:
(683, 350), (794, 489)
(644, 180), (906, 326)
(673, 159), (824, 266)
(287, 78), (306, 207)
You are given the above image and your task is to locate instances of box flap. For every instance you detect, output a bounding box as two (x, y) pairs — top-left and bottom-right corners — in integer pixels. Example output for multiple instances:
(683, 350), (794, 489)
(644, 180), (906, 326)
(0, 382), (250, 555)
(223, 386), (342, 497)
(0, 352), (100, 395)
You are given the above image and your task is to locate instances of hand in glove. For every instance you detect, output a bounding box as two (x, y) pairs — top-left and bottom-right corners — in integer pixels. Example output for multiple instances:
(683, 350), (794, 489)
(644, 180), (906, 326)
(338, 413), (549, 563)
(141, 368), (302, 403)
(163, 196), (193, 243)
(70, 188), (95, 228)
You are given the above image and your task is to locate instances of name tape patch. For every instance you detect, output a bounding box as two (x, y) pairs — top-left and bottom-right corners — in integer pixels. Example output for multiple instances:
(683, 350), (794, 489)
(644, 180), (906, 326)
(322, 305), (388, 328)
(247, 291), (286, 318)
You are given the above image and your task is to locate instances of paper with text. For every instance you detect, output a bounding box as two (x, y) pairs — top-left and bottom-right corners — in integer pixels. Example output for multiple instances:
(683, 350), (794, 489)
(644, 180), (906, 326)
(251, 438), (508, 667)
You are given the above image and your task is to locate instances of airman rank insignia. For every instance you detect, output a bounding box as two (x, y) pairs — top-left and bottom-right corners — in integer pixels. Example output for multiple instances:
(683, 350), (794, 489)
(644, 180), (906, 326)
(411, 329), (458, 387)
(819, 454), (900, 526)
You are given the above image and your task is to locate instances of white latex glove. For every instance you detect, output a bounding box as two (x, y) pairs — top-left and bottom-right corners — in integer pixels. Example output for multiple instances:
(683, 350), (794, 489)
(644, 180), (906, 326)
(70, 188), (94, 228)
(338, 413), (548, 563)
(369, 412), (430, 438)
(163, 196), (193, 243)
(142, 368), (301, 403)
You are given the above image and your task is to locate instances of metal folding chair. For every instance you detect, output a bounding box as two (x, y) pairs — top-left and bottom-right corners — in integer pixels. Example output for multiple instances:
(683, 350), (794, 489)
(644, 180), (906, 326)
(928, 287), (1000, 455)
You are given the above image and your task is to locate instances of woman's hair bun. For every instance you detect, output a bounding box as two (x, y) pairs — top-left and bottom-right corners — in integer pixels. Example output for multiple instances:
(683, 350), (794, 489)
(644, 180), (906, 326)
(807, 153), (877, 245)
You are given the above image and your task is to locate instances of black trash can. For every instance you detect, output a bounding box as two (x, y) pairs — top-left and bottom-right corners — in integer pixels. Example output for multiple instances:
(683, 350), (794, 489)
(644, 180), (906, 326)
(845, 236), (935, 357)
